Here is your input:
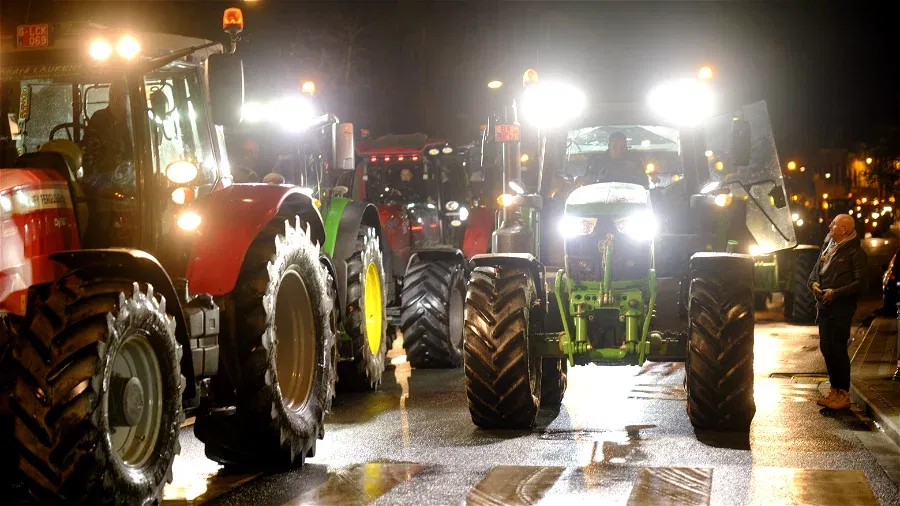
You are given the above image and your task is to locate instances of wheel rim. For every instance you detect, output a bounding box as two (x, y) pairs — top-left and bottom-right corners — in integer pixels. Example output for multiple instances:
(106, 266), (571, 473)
(364, 262), (384, 355)
(275, 269), (316, 414)
(449, 284), (464, 348)
(109, 331), (163, 468)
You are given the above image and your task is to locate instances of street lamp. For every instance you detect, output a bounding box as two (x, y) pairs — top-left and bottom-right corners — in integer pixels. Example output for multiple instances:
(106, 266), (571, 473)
(866, 157), (873, 165)
(787, 161), (796, 171)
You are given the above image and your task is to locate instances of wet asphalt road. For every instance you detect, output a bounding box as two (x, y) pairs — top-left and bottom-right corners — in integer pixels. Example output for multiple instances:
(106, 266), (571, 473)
(163, 303), (900, 505)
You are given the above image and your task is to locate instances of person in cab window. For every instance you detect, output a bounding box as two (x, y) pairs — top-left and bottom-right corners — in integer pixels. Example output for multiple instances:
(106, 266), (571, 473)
(581, 131), (648, 189)
(397, 167), (419, 200)
(81, 80), (132, 176)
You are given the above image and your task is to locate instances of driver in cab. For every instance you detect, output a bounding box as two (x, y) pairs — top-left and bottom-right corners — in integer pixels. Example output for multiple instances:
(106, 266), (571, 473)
(396, 167), (420, 200)
(81, 80), (132, 177)
(579, 131), (648, 189)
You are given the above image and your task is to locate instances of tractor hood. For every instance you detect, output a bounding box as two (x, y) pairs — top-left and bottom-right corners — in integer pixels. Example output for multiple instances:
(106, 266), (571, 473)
(565, 182), (649, 217)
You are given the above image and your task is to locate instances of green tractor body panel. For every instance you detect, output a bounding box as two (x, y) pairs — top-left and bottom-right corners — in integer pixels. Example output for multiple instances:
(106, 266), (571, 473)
(554, 182), (660, 367)
(323, 196), (352, 257)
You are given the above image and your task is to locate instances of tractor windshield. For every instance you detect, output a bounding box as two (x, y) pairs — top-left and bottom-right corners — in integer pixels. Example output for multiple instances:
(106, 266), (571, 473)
(144, 62), (224, 192)
(1, 73), (138, 196)
(564, 124), (684, 188)
(365, 160), (432, 205)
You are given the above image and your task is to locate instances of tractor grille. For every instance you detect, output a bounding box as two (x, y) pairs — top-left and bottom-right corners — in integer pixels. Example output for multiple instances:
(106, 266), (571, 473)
(566, 216), (651, 282)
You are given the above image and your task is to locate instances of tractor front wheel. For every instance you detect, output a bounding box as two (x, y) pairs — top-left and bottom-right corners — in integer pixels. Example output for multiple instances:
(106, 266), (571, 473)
(401, 259), (466, 368)
(3, 271), (181, 505)
(196, 216), (334, 468)
(464, 266), (541, 429)
(686, 256), (756, 431)
(337, 226), (387, 392)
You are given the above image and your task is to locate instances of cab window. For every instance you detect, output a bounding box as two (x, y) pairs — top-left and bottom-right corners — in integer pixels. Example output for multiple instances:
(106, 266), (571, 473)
(144, 66), (217, 192)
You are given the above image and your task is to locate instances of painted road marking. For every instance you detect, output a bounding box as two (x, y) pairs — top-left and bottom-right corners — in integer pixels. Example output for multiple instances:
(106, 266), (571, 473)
(465, 465), (565, 506)
(626, 467), (713, 505)
(749, 468), (879, 505)
(283, 462), (424, 505)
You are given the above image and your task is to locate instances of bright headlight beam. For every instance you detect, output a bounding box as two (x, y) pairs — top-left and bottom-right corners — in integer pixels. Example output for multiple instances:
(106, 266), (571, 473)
(615, 211), (657, 241)
(522, 81), (586, 129)
(560, 216), (598, 237)
(648, 78), (714, 126)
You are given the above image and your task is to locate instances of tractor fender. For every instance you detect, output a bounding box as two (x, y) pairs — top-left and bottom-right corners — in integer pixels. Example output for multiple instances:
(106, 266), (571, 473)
(469, 253), (547, 308)
(324, 199), (388, 319)
(406, 247), (467, 277)
(48, 248), (196, 399)
(185, 184), (325, 296)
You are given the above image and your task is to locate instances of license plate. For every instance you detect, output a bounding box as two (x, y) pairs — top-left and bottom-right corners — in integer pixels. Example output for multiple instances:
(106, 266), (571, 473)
(495, 124), (520, 143)
(16, 24), (49, 48)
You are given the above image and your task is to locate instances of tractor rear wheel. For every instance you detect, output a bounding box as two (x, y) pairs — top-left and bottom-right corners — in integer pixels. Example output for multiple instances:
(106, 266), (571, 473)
(401, 259), (465, 368)
(539, 358), (567, 408)
(337, 226), (387, 392)
(3, 271), (181, 505)
(196, 216), (334, 468)
(791, 247), (820, 324)
(686, 256), (756, 431)
(464, 266), (541, 429)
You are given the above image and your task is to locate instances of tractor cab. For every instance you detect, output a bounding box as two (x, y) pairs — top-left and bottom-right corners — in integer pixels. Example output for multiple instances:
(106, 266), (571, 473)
(356, 134), (469, 263)
(1, 20), (244, 282)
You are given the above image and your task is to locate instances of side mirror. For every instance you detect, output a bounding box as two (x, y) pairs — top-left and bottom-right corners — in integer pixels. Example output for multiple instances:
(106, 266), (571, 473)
(732, 118), (751, 167)
(208, 53), (244, 127)
(334, 122), (355, 170)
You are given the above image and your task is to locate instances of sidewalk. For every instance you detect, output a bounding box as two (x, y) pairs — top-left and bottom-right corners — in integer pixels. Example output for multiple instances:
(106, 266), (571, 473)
(848, 316), (900, 447)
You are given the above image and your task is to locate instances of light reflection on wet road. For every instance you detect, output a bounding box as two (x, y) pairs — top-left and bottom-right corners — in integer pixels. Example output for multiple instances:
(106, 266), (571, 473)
(163, 321), (899, 505)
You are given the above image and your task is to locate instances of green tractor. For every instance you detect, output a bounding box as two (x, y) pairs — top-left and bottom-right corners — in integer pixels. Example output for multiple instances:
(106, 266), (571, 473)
(463, 69), (797, 432)
(234, 112), (390, 392)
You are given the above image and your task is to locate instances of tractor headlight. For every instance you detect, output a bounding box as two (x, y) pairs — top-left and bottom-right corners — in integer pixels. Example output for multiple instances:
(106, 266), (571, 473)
(615, 211), (657, 241)
(176, 211), (202, 231)
(522, 81), (586, 129)
(648, 78), (714, 126)
(166, 161), (199, 184)
(560, 216), (597, 237)
(714, 193), (733, 207)
(458, 206), (469, 221)
(445, 200), (460, 211)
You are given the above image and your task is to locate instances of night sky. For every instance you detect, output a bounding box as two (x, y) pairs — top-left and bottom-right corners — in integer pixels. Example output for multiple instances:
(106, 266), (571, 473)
(3, 1), (897, 157)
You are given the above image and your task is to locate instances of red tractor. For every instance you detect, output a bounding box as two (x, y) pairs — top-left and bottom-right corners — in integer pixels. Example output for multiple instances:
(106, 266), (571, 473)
(1, 12), (336, 505)
(355, 134), (478, 368)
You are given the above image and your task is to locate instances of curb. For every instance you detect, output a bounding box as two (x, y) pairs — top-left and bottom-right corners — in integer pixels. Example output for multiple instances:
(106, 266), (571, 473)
(849, 381), (900, 448)
(849, 316), (900, 448)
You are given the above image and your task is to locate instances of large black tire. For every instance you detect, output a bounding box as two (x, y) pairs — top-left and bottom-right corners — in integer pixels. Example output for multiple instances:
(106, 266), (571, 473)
(400, 259), (465, 368)
(196, 216), (335, 468)
(539, 357), (567, 408)
(2, 271), (182, 505)
(464, 266), (541, 429)
(791, 246), (820, 324)
(336, 226), (387, 392)
(782, 291), (794, 320)
(686, 255), (756, 431)
(754, 292), (769, 311)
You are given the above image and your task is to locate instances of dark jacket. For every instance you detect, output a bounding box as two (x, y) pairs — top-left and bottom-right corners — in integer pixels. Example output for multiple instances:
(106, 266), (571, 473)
(584, 152), (648, 188)
(807, 234), (867, 310)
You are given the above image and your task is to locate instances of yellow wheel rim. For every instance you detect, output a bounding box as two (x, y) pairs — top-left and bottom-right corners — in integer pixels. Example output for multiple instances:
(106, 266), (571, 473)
(364, 262), (383, 355)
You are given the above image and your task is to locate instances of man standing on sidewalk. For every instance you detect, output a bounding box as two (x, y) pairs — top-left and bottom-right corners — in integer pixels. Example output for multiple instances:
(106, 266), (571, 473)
(808, 214), (867, 410)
